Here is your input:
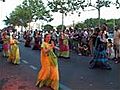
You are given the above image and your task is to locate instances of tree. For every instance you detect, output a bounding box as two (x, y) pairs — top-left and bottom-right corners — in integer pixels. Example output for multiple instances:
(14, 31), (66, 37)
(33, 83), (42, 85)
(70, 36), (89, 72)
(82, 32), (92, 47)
(3, 16), (11, 26)
(75, 18), (107, 29)
(84, 18), (106, 28)
(115, 18), (120, 27)
(22, 0), (53, 22)
(48, 0), (86, 30)
(56, 25), (66, 31)
(87, 0), (111, 27)
(43, 24), (53, 32)
(3, 4), (33, 27)
(115, 0), (120, 9)
(106, 19), (114, 29)
(3, 0), (53, 29)
(5, 5), (30, 27)
(75, 22), (87, 29)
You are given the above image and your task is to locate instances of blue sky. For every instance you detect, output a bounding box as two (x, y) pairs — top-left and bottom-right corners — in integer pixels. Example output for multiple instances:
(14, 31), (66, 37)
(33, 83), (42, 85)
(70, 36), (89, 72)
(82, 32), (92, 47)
(0, 0), (120, 29)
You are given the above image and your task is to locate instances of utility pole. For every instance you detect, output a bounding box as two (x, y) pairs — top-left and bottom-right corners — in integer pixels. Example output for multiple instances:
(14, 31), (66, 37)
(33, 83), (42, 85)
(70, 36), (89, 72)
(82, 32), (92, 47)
(61, 0), (64, 31)
(113, 19), (116, 31)
(97, 0), (101, 28)
(73, 20), (75, 29)
(62, 12), (64, 31)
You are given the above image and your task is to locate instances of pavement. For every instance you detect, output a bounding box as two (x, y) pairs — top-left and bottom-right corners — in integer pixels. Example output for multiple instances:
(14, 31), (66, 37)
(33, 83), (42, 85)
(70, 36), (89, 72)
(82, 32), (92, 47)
(0, 52), (52, 90)
(0, 40), (120, 90)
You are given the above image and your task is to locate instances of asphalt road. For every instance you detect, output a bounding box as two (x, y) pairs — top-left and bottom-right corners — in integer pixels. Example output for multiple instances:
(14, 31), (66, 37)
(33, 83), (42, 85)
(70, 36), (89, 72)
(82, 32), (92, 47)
(0, 42), (120, 90)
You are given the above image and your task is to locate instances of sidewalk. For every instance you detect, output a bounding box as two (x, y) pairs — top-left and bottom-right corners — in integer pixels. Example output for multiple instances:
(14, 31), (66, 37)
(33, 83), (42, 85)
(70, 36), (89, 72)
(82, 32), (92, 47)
(0, 53), (52, 90)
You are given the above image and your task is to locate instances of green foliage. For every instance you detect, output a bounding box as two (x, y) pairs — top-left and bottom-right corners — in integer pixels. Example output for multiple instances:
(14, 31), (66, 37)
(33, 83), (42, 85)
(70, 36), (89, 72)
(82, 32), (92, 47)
(96, 0), (111, 9)
(116, 0), (120, 9)
(84, 18), (106, 28)
(115, 18), (120, 26)
(106, 19), (114, 29)
(48, 0), (86, 15)
(75, 18), (120, 31)
(75, 22), (87, 29)
(43, 24), (53, 32)
(3, 0), (52, 27)
(75, 18), (105, 28)
(87, 0), (112, 9)
(48, 0), (68, 14)
(3, 16), (11, 26)
(56, 25), (66, 31)
(22, 0), (53, 22)
(3, 0), (120, 29)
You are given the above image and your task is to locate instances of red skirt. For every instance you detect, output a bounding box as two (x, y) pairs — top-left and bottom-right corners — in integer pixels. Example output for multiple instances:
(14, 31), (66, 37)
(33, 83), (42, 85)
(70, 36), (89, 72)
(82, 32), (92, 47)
(3, 44), (9, 51)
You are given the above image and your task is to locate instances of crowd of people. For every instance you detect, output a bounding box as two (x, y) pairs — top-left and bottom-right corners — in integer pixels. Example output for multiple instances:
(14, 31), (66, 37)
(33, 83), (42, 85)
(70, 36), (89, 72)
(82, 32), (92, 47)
(0, 29), (20, 64)
(22, 25), (120, 62)
(0, 24), (120, 90)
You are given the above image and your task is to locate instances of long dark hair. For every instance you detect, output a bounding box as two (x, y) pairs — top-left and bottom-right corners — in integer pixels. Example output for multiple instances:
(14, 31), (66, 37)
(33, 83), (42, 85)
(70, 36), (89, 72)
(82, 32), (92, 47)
(95, 27), (100, 36)
(44, 33), (53, 44)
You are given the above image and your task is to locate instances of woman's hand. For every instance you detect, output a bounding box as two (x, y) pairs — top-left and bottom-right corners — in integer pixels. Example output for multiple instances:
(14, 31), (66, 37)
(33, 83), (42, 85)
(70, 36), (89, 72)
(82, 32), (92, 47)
(44, 45), (53, 53)
(51, 41), (55, 48)
(54, 46), (59, 50)
(42, 47), (50, 54)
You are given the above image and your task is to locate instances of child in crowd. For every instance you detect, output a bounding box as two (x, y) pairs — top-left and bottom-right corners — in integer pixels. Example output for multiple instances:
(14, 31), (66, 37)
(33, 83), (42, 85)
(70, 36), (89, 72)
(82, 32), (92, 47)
(78, 42), (90, 56)
(78, 42), (83, 55)
(82, 44), (90, 56)
(107, 39), (114, 59)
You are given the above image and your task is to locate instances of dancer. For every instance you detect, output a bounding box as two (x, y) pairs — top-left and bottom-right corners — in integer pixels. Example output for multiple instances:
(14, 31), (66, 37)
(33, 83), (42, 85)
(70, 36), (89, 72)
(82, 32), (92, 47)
(36, 34), (59, 90)
(89, 28), (111, 70)
(8, 34), (20, 64)
(2, 32), (10, 57)
(58, 31), (70, 59)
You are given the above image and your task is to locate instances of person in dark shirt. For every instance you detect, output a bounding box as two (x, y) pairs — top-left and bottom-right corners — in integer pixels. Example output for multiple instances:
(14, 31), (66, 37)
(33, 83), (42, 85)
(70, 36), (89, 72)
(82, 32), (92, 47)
(89, 28), (111, 70)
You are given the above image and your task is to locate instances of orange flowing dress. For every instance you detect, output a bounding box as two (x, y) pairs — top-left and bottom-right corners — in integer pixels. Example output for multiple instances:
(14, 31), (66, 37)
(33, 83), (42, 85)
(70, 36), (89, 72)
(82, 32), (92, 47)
(36, 42), (59, 90)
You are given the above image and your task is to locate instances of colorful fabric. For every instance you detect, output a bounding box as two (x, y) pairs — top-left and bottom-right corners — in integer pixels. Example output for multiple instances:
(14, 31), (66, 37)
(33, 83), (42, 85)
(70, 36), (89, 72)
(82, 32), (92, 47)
(3, 43), (9, 51)
(89, 37), (111, 70)
(48, 50), (58, 66)
(59, 38), (69, 51)
(8, 39), (20, 64)
(36, 42), (59, 90)
(58, 51), (69, 58)
(59, 37), (69, 58)
(93, 37), (108, 63)
(2, 37), (10, 57)
(94, 49), (108, 63)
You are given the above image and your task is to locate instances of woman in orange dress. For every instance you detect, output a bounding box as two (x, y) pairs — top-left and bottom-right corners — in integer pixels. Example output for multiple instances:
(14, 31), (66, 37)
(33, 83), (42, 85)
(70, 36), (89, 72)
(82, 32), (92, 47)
(36, 34), (59, 90)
